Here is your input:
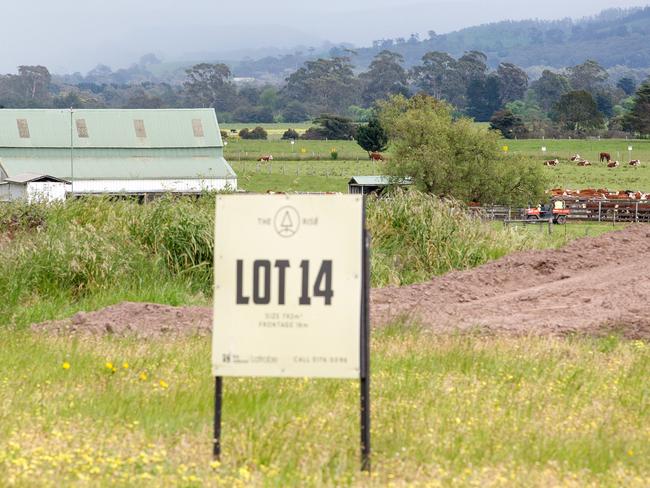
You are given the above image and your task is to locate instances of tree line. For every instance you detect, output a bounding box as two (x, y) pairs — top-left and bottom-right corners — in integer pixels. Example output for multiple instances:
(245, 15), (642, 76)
(1, 51), (649, 137)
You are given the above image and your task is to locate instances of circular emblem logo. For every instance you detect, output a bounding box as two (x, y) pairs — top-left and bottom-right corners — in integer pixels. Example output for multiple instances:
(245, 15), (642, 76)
(274, 206), (300, 238)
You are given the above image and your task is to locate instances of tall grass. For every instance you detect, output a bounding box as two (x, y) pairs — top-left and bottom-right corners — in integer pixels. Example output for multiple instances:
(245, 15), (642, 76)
(367, 191), (540, 286)
(0, 192), (607, 326)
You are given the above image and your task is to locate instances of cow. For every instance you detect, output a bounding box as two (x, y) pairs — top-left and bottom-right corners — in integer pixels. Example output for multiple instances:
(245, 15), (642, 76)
(370, 152), (385, 161)
(257, 155), (274, 162)
(577, 160), (591, 166)
(599, 152), (611, 163)
(544, 159), (559, 166)
(570, 154), (581, 161)
(629, 160), (641, 167)
(607, 161), (620, 168)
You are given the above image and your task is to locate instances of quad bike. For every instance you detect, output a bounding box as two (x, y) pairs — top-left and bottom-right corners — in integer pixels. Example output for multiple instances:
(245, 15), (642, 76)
(525, 200), (570, 224)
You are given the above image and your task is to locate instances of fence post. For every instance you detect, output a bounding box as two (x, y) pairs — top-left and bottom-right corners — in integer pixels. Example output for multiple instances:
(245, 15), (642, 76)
(598, 201), (602, 222)
(636, 202), (639, 222)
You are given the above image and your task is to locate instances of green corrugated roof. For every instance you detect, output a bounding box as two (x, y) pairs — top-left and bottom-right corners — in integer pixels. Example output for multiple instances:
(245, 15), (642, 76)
(348, 176), (413, 186)
(0, 156), (236, 180)
(0, 109), (223, 149)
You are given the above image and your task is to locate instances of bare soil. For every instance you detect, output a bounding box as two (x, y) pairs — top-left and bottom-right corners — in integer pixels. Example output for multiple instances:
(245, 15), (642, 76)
(373, 225), (650, 340)
(33, 226), (650, 340)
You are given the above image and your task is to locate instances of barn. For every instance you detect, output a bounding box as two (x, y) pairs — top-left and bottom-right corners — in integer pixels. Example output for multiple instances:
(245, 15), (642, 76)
(0, 108), (236, 198)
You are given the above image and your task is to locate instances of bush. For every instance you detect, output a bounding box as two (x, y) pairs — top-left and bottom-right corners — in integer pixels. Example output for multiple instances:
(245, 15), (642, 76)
(330, 150), (338, 160)
(281, 128), (300, 140)
(239, 126), (268, 140)
(378, 94), (547, 206)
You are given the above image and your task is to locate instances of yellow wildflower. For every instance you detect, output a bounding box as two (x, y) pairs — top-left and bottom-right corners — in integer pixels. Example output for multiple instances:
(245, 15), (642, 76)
(122, 362), (129, 369)
(62, 362), (71, 370)
(159, 380), (169, 389)
(139, 372), (148, 381)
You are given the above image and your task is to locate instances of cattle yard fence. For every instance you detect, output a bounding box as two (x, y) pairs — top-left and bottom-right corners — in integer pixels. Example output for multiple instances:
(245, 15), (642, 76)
(470, 198), (650, 223)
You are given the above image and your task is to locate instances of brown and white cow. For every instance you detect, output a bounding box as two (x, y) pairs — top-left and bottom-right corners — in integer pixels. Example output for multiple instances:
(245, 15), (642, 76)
(576, 160), (591, 166)
(258, 155), (274, 162)
(370, 152), (385, 161)
(544, 159), (559, 166)
(629, 160), (641, 167)
(607, 161), (620, 168)
(570, 154), (582, 161)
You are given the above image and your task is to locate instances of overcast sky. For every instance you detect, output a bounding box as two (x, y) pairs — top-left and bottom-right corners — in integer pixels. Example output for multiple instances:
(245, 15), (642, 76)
(1, 0), (646, 73)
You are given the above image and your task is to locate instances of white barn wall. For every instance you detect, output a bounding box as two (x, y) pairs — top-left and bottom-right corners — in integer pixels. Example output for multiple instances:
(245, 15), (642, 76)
(26, 182), (67, 202)
(68, 178), (238, 194)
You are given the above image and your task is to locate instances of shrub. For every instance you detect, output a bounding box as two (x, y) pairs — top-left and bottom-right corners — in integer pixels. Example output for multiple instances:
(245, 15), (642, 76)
(281, 128), (300, 140)
(330, 150), (338, 160)
(378, 94), (547, 206)
(239, 126), (268, 140)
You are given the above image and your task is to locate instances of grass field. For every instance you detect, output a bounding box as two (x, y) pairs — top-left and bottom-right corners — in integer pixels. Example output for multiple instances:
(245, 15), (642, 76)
(222, 135), (650, 193)
(1, 326), (648, 486)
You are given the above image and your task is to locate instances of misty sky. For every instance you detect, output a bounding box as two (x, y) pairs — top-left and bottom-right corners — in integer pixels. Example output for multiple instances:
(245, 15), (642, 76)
(1, 0), (646, 73)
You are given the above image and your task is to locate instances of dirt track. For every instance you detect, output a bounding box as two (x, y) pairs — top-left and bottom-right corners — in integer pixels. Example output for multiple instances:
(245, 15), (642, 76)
(33, 226), (650, 340)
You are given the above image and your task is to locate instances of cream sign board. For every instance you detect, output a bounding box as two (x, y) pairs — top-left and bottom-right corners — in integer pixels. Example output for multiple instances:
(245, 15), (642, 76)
(212, 194), (364, 379)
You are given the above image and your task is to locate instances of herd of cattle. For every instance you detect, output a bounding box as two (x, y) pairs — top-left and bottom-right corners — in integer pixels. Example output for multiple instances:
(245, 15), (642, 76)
(545, 152), (641, 168)
(550, 187), (650, 200)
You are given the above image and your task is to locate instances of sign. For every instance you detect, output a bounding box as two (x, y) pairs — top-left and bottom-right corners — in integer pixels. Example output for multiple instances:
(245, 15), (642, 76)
(212, 194), (364, 378)
(211, 194), (371, 471)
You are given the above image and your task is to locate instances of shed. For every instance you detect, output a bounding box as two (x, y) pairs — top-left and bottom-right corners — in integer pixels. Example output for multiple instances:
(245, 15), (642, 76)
(347, 176), (412, 195)
(0, 108), (236, 196)
(0, 172), (69, 203)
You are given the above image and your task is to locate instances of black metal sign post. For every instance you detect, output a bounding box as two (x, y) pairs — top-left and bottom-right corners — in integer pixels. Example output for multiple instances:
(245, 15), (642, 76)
(360, 221), (371, 472)
(213, 376), (223, 460)
(212, 198), (371, 471)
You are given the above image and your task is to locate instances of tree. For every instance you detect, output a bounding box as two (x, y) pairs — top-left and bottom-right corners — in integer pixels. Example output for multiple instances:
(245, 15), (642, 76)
(184, 63), (236, 111)
(489, 109), (527, 139)
(466, 75), (501, 122)
(359, 51), (409, 106)
(567, 60), (608, 93)
(17, 65), (51, 102)
(624, 82), (650, 135)
(232, 106), (274, 123)
(617, 77), (637, 96)
(410, 51), (462, 105)
(497, 63), (528, 105)
(595, 92), (614, 118)
(283, 57), (360, 115)
(302, 114), (356, 140)
(355, 117), (389, 156)
(282, 101), (310, 122)
(531, 70), (571, 112)
(377, 94), (546, 206)
(553, 90), (604, 132)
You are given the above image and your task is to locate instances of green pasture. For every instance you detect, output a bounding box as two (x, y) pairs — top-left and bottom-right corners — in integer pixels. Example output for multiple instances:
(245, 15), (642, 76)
(221, 134), (650, 192)
(231, 159), (382, 193)
(505, 138), (650, 163)
(224, 138), (366, 160)
(1, 327), (647, 486)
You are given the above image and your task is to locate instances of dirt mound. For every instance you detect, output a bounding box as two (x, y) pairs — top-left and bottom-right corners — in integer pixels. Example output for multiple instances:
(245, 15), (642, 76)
(372, 225), (650, 339)
(33, 226), (650, 340)
(32, 302), (212, 338)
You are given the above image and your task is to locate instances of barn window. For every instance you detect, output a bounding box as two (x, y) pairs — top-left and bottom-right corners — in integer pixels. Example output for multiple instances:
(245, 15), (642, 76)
(76, 119), (89, 138)
(134, 119), (147, 138)
(192, 118), (204, 137)
(17, 119), (30, 138)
